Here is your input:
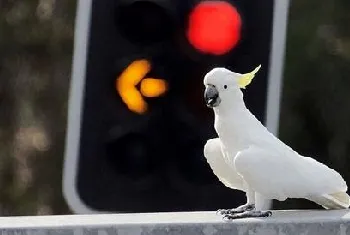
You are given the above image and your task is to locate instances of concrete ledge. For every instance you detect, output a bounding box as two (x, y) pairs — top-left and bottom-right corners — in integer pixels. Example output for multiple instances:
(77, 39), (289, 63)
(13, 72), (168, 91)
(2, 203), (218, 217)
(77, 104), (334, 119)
(0, 210), (349, 234)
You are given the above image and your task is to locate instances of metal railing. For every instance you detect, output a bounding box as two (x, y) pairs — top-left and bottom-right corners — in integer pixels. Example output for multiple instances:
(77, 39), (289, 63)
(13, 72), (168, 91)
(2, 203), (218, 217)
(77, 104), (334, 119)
(0, 210), (349, 234)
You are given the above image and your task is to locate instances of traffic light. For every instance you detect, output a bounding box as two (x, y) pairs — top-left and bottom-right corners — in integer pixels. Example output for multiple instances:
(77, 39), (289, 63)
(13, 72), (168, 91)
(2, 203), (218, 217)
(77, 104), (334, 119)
(63, 0), (290, 213)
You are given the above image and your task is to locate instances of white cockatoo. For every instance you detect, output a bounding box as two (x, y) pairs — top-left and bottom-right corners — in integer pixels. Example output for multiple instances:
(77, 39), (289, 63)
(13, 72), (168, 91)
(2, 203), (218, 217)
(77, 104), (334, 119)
(203, 65), (350, 220)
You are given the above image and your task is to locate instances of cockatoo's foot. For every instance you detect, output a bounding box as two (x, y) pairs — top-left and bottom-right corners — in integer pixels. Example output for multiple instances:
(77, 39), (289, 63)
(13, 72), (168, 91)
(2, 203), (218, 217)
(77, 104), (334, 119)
(223, 210), (272, 220)
(216, 204), (255, 215)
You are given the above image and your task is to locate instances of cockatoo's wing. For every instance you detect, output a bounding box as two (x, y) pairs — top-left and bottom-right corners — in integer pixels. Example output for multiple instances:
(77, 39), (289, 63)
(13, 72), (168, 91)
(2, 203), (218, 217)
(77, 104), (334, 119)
(204, 138), (246, 191)
(234, 146), (347, 201)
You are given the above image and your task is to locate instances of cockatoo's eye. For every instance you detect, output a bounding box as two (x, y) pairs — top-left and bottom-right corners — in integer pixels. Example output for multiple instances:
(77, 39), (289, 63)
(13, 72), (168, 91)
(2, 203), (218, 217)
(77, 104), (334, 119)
(224, 85), (227, 89)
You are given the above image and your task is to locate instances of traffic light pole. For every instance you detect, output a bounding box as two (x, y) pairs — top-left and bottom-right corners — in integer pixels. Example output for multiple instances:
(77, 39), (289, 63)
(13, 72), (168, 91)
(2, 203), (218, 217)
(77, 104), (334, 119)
(259, 0), (291, 210)
(63, 0), (95, 214)
(266, 0), (290, 136)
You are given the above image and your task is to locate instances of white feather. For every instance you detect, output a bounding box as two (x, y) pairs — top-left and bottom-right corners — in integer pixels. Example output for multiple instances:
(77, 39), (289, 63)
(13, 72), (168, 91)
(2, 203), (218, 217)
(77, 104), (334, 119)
(204, 138), (246, 191)
(234, 146), (347, 201)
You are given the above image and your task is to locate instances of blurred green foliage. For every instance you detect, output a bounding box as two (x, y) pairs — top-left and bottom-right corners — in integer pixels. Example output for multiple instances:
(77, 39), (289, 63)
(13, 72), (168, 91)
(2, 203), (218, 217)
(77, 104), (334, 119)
(0, 0), (75, 215)
(277, 0), (350, 209)
(0, 0), (349, 215)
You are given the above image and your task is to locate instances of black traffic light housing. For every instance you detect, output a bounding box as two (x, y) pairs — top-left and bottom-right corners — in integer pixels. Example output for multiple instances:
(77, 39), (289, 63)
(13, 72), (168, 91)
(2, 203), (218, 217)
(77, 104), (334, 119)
(63, 0), (289, 213)
(116, 0), (177, 45)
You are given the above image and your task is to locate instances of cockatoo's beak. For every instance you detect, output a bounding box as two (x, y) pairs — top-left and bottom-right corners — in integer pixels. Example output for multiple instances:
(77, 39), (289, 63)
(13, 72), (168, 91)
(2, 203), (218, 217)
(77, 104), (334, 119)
(205, 85), (221, 108)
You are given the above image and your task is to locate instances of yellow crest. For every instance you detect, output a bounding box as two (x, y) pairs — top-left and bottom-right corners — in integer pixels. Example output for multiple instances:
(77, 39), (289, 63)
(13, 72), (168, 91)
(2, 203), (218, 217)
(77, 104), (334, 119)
(238, 65), (261, 89)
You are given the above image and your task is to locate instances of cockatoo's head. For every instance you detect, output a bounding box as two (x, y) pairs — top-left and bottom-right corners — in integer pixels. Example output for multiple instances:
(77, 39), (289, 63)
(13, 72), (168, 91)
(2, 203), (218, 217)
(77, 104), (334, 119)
(203, 65), (261, 108)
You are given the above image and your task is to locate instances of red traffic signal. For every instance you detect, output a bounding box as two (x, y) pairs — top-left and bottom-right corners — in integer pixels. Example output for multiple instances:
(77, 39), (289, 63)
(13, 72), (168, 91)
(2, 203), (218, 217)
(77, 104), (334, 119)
(187, 1), (242, 55)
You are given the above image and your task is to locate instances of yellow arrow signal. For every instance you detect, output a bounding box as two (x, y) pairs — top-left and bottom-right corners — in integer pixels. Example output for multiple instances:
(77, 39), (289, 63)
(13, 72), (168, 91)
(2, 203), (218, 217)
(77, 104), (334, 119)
(140, 78), (167, 97)
(116, 59), (168, 114)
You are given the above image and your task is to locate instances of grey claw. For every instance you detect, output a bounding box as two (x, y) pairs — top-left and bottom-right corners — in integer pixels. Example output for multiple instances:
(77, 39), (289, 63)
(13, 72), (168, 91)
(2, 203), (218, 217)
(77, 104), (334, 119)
(223, 214), (236, 221)
(222, 214), (232, 221)
(222, 210), (272, 220)
(216, 204), (255, 216)
(241, 204), (255, 212)
(216, 209), (230, 215)
(265, 211), (272, 217)
(216, 209), (223, 215)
